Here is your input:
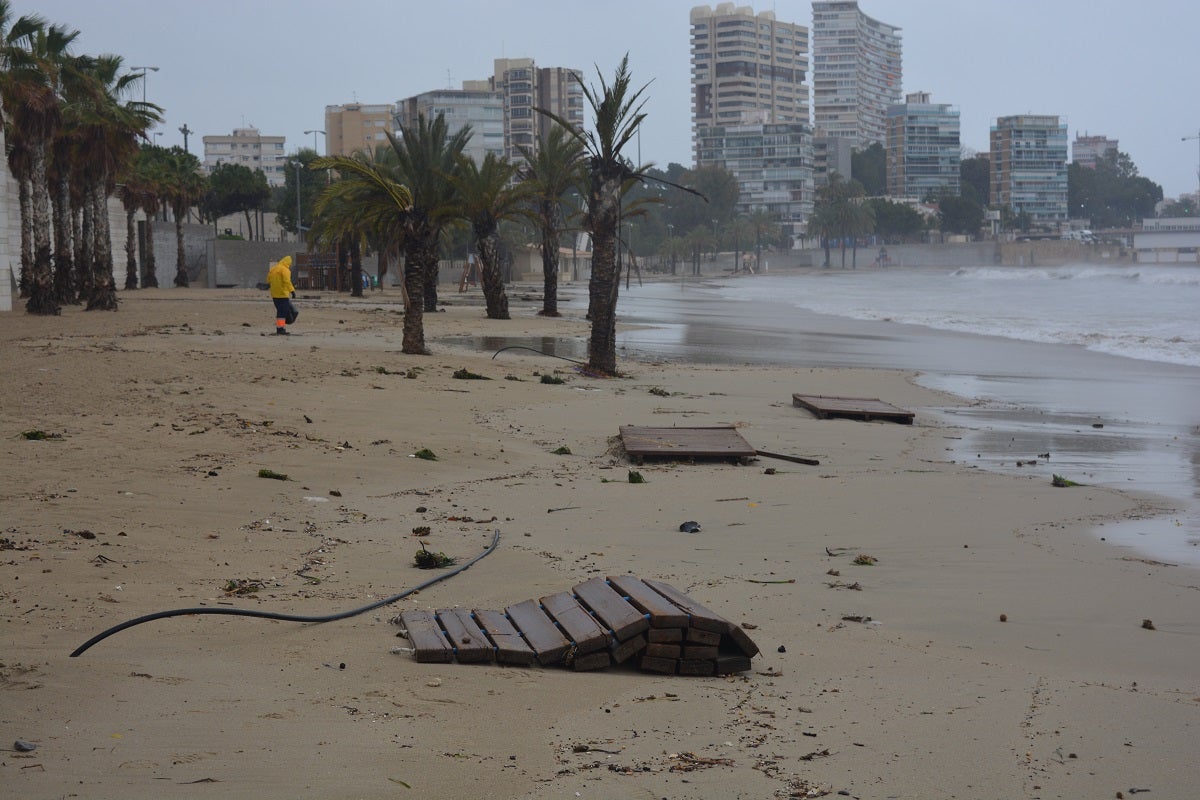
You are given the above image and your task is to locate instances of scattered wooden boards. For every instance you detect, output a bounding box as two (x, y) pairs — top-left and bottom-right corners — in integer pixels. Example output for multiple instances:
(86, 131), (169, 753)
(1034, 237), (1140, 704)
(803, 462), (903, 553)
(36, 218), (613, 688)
(399, 576), (758, 676)
(619, 425), (759, 464)
(792, 393), (915, 424)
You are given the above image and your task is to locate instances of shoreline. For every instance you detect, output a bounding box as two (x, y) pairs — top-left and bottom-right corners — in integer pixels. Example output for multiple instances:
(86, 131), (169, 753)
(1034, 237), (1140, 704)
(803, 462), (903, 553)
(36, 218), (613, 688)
(2, 290), (1197, 799)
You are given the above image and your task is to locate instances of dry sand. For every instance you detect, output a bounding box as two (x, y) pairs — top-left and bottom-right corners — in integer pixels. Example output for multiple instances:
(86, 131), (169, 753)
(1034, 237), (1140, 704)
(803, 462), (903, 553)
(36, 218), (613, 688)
(1, 288), (1197, 799)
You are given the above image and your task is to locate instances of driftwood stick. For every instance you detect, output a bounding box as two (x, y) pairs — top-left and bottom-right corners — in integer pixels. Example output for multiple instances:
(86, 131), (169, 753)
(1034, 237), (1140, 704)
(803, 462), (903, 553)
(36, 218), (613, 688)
(755, 449), (820, 466)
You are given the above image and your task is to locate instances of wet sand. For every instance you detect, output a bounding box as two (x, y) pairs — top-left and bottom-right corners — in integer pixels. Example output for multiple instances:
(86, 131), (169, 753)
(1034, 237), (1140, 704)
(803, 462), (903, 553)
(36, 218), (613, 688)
(2, 288), (1197, 799)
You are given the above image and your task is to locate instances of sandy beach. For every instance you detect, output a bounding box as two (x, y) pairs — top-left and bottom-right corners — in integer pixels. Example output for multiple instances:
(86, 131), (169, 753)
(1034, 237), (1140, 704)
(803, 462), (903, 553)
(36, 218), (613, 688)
(2, 287), (1197, 799)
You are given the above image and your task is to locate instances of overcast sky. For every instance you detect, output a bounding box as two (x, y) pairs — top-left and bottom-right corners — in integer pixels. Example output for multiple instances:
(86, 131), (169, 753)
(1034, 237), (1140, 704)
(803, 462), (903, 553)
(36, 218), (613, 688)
(24, 0), (1200, 199)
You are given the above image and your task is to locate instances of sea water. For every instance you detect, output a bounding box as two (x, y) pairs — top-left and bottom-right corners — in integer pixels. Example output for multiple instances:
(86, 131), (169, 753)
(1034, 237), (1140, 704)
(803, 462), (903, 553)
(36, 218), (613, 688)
(607, 264), (1200, 565)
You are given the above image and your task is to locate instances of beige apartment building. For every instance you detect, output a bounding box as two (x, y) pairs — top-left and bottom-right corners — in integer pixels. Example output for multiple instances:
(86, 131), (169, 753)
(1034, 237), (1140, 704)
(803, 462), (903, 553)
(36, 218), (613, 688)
(491, 58), (584, 161)
(201, 127), (288, 186)
(325, 103), (395, 157)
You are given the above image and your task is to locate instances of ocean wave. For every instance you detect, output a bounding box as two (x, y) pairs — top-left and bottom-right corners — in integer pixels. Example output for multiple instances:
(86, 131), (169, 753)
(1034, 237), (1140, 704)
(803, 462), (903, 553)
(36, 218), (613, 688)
(953, 264), (1200, 286)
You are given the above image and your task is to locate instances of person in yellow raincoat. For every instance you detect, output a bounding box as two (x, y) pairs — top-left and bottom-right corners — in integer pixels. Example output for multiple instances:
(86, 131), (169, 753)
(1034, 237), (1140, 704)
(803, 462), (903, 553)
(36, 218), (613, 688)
(267, 256), (297, 335)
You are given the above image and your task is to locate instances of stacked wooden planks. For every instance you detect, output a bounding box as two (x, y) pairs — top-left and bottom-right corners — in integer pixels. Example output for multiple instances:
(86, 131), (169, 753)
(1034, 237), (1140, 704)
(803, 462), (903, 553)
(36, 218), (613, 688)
(398, 575), (759, 676)
(792, 393), (915, 424)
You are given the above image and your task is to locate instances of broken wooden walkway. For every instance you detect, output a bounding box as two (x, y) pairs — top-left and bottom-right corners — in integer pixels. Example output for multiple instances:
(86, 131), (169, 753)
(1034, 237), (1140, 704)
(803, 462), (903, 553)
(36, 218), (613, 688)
(619, 425), (759, 465)
(792, 393), (915, 425)
(399, 576), (758, 675)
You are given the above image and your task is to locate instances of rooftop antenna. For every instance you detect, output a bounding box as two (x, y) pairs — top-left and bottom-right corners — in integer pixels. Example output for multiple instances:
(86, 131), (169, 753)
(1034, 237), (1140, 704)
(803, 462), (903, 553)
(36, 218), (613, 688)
(352, 90), (358, 103)
(446, 69), (454, 89)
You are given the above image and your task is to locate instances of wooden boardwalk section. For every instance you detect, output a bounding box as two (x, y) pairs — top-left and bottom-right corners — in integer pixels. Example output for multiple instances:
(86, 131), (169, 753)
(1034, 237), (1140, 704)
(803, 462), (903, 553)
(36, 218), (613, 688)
(399, 576), (758, 676)
(792, 393), (915, 425)
(620, 425), (759, 464)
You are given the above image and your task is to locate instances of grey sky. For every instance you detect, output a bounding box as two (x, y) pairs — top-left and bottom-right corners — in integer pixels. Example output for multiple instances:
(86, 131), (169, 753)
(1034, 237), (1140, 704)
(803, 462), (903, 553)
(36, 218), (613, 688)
(26, 0), (1200, 200)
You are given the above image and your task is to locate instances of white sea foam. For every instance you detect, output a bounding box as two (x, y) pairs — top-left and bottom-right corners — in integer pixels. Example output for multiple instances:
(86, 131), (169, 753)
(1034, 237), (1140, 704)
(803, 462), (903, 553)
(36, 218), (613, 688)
(714, 265), (1200, 368)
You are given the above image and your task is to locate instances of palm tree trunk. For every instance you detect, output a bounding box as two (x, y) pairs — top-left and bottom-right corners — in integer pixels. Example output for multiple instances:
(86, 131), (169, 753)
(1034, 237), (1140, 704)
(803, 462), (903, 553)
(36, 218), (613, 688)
(25, 140), (60, 315)
(142, 214), (159, 288)
(123, 206), (138, 290)
(52, 174), (76, 304)
(401, 241), (428, 354)
(586, 176), (623, 376)
(478, 231), (509, 320)
(350, 238), (363, 298)
(78, 194), (96, 301)
(539, 215), (560, 316)
(18, 177), (33, 297)
(87, 178), (119, 310)
(421, 241), (440, 312)
(173, 204), (188, 287)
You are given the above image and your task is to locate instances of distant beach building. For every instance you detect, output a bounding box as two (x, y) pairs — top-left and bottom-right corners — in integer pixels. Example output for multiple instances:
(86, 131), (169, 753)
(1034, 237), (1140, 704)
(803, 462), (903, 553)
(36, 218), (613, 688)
(885, 91), (960, 200)
(690, 4), (814, 238)
(202, 127), (287, 187)
(395, 58), (582, 166)
(1072, 134), (1119, 169)
(989, 115), (1068, 226)
(325, 103), (396, 157)
(811, 0), (902, 149)
(813, 134), (854, 187)
(1133, 217), (1200, 264)
(394, 85), (505, 166)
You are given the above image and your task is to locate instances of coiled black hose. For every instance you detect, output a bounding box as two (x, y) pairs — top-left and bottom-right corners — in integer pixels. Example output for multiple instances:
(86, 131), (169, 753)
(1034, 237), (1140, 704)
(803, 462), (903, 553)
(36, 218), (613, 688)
(490, 345), (585, 365)
(70, 528), (501, 657)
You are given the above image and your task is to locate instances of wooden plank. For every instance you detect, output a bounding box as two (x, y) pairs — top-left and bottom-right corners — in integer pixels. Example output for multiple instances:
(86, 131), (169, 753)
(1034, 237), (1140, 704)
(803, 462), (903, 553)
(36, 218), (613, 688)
(505, 599), (571, 666)
(399, 609), (452, 663)
(473, 609), (536, 666)
(792, 393), (914, 425)
(682, 644), (719, 661)
(679, 659), (715, 676)
(573, 578), (649, 641)
(607, 575), (690, 628)
(645, 642), (682, 660)
(715, 654), (753, 674)
(540, 592), (610, 655)
(437, 609), (494, 663)
(639, 655), (677, 674)
(643, 578), (760, 658)
(647, 627), (685, 643)
(686, 628), (722, 646)
(611, 634), (647, 664)
(573, 651), (611, 671)
(641, 579), (730, 634)
(619, 425), (758, 461)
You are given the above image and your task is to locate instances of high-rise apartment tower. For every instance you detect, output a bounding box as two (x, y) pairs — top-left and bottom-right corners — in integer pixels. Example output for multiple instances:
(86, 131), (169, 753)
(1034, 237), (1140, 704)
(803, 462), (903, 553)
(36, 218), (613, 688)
(811, 1), (902, 149)
(990, 115), (1068, 225)
(885, 91), (960, 199)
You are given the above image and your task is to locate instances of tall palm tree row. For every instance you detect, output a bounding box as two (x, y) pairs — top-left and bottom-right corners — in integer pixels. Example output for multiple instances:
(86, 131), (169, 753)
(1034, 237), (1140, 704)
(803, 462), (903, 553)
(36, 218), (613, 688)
(516, 124), (585, 317)
(539, 54), (651, 376)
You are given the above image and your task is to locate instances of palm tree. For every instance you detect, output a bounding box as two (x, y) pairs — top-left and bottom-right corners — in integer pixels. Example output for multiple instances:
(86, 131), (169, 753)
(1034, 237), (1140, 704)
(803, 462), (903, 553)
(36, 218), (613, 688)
(387, 114), (471, 317)
(132, 143), (167, 288)
(809, 172), (874, 268)
(448, 152), (529, 320)
(157, 146), (206, 287)
(310, 152), (415, 344)
(1, 17), (78, 314)
(516, 124), (584, 317)
(0, 1), (42, 297)
(538, 55), (650, 376)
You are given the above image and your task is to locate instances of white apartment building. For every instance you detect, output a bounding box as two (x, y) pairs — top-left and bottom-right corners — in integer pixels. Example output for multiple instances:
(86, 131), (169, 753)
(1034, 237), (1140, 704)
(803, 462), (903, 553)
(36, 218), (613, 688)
(689, 3), (810, 162)
(394, 85), (504, 166)
(1072, 134), (1118, 169)
(812, 0), (902, 149)
(202, 127), (288, 187)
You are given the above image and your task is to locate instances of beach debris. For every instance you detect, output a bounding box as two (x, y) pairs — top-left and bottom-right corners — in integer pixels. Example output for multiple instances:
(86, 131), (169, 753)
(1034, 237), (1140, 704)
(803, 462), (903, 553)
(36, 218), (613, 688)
(1141, 619), (1156, 630)
(842, 615), (873, 624)
(411, 448), (438, 461)
(329, 489), (342, 497)
(826, 581), (862, 590)
(411, 526), (431, 536)
(414, 542), (456, 569)
(223, 578), (265, 596)
(552, 445), (572, 455)
(755, 449), (820, 466)
(547, 506), (581, 513)
(1038, 452), (1050, 459)
(825, 547), (860, 557)
(620, 425), (757, 465)
(20, 429), (63, 440)
(257, 469), (288, 481)
(792, 393), (914, 424)
(540, 374), (565, 385)
(1000, 614), (1008, 622)
(764, 467), (777, 474)
(667, 752), (735, 772)
(452, 368), (490, 380)
(13, 740), (37, 752)
(627, 470), (646, 484)
(679, 520), (701, 533)
(826, 569), (840, 576)
(648, 386), (670, 397)
(67, 528), (97, 540)
(852, 554), (877, 566)
(1092, 422), (1104, 429)
(747, 577), (795, 584)
(777, 645), (787, 653)
(1052, 474), (1082, 487)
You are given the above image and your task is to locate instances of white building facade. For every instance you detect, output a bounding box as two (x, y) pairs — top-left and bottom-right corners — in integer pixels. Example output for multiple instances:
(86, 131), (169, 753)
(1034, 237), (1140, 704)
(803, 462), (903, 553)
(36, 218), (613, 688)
(202, 128), (288, 187)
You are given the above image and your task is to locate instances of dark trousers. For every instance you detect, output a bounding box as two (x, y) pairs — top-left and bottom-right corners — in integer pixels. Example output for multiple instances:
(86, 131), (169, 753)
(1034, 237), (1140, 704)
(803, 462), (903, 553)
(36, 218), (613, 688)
(273, 297), (296, 324)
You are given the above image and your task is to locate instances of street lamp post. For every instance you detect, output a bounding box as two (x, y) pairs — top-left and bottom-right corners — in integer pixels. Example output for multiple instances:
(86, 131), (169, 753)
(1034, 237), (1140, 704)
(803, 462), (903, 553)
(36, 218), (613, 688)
(1184, 131), (1200, 210)
(666, 223), (675, 275)
(295, 159), (304, 242)
(304, 129), (326, 154)
(130, 65), (159, 107)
